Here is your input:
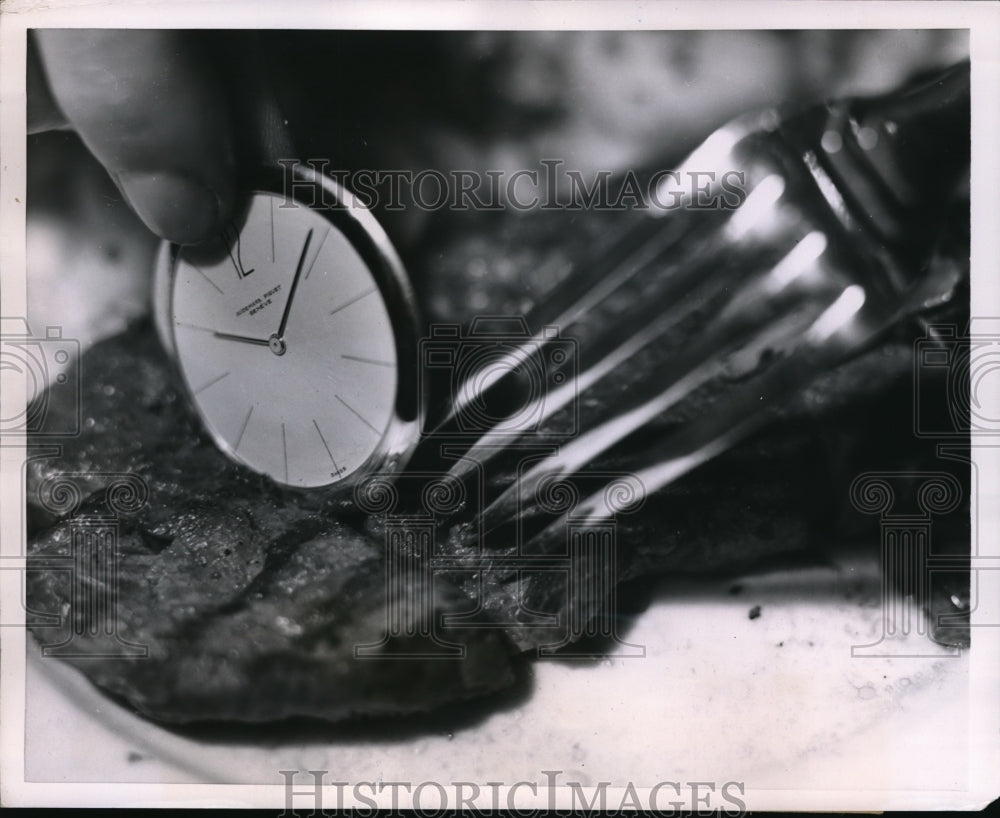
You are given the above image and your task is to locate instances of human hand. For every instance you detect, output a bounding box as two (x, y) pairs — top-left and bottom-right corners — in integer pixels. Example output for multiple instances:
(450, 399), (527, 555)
(29, 30), (236, 245)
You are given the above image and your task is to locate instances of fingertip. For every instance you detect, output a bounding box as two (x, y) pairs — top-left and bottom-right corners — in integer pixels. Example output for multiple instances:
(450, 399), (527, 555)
(117, 171), (226, 246)
(35, 30), (237, 244)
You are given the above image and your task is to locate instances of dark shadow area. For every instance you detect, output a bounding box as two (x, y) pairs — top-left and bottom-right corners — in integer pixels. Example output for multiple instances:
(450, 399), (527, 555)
(89, 647), (537, 748)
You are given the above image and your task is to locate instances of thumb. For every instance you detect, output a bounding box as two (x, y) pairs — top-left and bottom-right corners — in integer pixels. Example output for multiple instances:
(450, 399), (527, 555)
(33, 30), (236, 245)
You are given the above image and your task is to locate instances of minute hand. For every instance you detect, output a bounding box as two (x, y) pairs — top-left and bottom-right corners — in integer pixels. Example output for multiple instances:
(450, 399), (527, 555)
(213, 331), (270, 346)
(276, 228), (313, 339)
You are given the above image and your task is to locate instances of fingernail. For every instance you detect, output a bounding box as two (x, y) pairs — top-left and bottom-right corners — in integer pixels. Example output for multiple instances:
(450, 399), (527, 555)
(117, 172), (221, 245)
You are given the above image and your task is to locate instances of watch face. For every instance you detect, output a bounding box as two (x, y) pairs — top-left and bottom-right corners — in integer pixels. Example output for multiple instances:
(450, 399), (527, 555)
(167, 191), (404, 489)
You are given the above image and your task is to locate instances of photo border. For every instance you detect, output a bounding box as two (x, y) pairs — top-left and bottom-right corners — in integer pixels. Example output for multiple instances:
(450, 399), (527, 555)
(2, 0), (998, 810)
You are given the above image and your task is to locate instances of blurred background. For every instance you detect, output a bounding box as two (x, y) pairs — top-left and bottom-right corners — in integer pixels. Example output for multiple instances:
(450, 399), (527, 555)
(26, 29), (969, 353)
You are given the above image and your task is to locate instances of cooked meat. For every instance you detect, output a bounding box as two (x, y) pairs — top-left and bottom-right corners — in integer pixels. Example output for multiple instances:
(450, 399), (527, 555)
(26, 202), (968, 723)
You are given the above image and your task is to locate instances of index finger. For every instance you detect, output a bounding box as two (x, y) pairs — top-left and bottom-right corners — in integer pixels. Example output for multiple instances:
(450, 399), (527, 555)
(34, 29), (236, 245)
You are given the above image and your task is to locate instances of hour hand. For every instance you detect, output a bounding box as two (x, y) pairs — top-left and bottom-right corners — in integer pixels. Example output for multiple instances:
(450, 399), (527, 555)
(213, 331), (270, 346)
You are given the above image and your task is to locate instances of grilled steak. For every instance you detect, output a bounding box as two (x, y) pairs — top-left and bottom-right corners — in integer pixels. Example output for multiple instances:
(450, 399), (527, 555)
(25, 200), (969, 723)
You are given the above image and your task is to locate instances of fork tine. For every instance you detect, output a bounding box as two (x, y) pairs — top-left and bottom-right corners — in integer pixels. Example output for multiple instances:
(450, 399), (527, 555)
(470, 237), (847, 535)
(438, 235), (757, 484)
(427, 64), (969, 544)
(429, 113), (773, 438)
(435, 176), (815, 485)
(518, 285), (871, 550)
(429, 212), (708, 435)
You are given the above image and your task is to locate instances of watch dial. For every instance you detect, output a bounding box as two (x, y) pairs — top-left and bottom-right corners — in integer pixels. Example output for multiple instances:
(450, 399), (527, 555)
(170, 192), (399, 488)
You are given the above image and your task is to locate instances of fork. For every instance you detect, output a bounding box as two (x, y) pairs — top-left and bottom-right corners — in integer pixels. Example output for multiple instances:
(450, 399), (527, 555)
(408, 62), (969, 545)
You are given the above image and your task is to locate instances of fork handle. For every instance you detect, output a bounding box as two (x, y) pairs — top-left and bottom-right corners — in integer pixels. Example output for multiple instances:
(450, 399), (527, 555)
(780, 61), (969, 276)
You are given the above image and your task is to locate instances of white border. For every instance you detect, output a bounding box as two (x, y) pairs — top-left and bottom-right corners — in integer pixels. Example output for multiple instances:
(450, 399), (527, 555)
(2, 0), (998, 810)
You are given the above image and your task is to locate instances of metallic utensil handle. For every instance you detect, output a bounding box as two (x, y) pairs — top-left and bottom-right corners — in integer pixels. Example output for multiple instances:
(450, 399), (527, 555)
(427, 62), (969, 538)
